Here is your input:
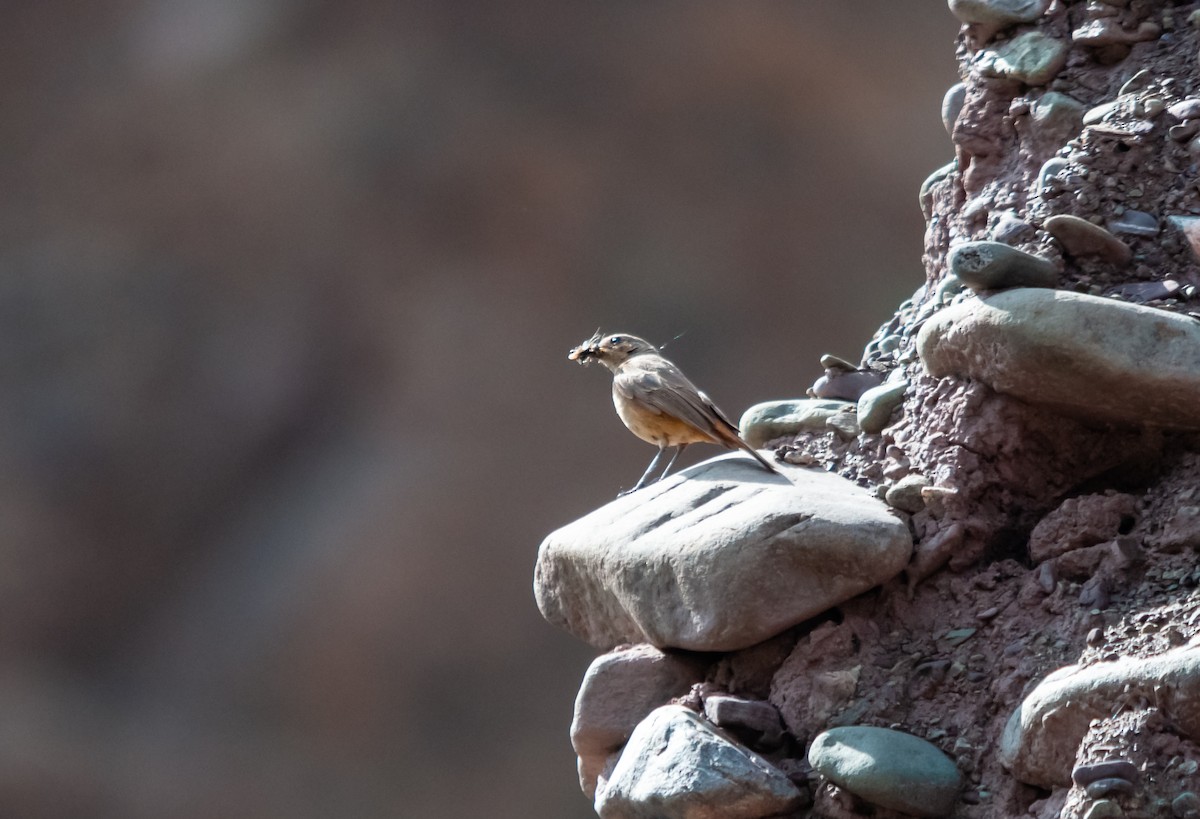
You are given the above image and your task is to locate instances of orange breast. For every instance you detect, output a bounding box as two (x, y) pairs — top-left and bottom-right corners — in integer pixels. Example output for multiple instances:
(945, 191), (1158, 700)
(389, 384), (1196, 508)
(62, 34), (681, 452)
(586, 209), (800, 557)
(612, 390), (718, 447)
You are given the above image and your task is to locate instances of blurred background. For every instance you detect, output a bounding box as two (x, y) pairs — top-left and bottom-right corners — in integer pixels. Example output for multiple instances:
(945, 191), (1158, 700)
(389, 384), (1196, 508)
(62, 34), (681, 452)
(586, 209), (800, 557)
(0, 3), (958, 817)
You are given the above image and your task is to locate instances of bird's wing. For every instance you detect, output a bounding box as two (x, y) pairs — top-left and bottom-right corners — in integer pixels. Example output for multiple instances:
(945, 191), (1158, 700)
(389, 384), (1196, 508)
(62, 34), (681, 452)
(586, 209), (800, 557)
(614, 360), (734, 437)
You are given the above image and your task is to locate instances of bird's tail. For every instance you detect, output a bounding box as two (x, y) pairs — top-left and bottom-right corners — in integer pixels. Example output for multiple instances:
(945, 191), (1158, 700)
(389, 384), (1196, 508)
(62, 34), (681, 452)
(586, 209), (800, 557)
(734, 437), (781, 475)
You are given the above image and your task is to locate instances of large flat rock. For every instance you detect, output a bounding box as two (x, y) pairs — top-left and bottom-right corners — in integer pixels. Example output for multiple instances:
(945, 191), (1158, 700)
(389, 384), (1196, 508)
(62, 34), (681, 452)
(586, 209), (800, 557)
(534, 454), (912, 652)
(917, 288), (1200, 429)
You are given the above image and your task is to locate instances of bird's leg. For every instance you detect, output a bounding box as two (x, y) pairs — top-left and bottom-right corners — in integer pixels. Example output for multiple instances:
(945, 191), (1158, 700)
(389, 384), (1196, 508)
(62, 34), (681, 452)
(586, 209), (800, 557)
(621, 446), (668, 496)
(657, 443), (688, 483)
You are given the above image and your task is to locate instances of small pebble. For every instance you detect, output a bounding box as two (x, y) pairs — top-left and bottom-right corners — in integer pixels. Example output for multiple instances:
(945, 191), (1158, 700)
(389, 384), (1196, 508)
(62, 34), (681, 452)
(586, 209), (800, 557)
(943, 628), (977, 647)
(1108, 210), (1159, 237)
(885, 473), (929, 513)
(1107, 280), (1180, 302)
(977, 606), (1001, 620)
(1084, 799), (1123, 819)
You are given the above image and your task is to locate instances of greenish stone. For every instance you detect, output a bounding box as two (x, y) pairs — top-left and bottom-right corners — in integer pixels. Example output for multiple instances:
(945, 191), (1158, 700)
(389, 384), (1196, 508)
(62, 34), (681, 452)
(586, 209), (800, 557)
(739, 399), (854, 449)
(809, 726), (963, 818)
(858, 381), (908, 434)
(978, 31), (1069, 86)
(949, 241), (1058, 291)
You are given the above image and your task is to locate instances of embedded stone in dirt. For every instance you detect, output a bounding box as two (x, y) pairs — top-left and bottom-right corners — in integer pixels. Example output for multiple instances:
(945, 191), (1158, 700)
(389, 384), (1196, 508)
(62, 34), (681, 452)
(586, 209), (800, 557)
(534, 454), (912, 652)
(998, 640), (1200, 788)
(1043, 214), (1132, 266)
(976, 30), (1069, 86)
(594, 705), (803, 819)
(1028, 492), (1138, 563)
(739, 398), (855, 449)
(948, 241), (1058, 292)
(808, 725), (963, 818)
(572, 645), (709, 799)
(916, 288), (1200, 429)
(857, 380), (908, 434)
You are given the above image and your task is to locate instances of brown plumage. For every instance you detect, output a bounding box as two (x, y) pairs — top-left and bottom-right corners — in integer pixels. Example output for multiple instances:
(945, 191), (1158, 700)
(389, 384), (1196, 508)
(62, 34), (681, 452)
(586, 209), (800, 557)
(569, 331), (780, 494)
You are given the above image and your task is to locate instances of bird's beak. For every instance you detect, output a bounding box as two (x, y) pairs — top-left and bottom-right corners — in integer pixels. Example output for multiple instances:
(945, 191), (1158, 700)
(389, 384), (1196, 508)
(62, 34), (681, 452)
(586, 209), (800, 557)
(568, 343), (596, 363)
(568, 330), (603, 363)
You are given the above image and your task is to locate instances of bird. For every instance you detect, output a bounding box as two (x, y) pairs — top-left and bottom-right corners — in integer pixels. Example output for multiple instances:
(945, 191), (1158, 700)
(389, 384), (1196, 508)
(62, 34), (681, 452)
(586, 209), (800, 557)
(568, 330), (780, 494)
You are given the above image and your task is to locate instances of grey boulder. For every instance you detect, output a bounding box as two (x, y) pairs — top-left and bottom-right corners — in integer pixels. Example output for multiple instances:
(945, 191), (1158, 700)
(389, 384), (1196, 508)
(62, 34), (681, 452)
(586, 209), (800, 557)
(535, 454), (912, 652)
(999, 640), (1200, 788)
(595, 705), (803, 819)
(917, 288), (1200, 429)
(572, 645), (708, 798)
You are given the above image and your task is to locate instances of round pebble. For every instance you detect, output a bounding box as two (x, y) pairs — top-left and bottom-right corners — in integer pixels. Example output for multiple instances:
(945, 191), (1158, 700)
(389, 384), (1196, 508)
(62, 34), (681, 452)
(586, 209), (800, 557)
(1084, 799), (1123, 819)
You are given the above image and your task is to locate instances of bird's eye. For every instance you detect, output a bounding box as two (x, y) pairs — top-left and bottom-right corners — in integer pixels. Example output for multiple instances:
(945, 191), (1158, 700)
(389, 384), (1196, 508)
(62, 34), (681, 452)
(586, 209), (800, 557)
(609, 336), (623, 344)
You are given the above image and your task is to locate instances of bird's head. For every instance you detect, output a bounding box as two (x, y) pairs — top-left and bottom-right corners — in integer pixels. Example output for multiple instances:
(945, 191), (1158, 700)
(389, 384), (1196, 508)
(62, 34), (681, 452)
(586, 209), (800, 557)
(568, 331), (658, 371)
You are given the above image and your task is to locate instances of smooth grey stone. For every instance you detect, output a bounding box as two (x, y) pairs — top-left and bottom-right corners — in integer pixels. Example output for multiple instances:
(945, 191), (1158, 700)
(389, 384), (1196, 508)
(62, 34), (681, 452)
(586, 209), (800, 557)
(991, 211), (1036, 244)
(812, 370), (883, 402)
(1085, 99), (1124, 125)
(1073, 759), (1138, 786)
(949, 0), (1049, 25)
(819, 353), (860, 373)
(1030, 91), (1085, 150)
(535, 454), (913, 652)
(595, 705), (802, 819)
(885, 474), (930, 514)
(948, 241), (1058, 291)
(1169, 99), (1200, 120)
(1044, 214), (1132, 265)
(740, 399), (855, 449)
(1085, 777), (1135, 799)
(826, 410), (861, 440)
(1109, 209), (1159, 237)
(935, 274), (966, 304)
(572, 645), (708, 798)
(978, 31), (1070, 86)
(921, 161), (958, 218)
(999, 641), (1200, 788)
(857, 380), (908, 434)
(1107, 280), (1180, 302)
(917, 288), (1200, 429)
(808, 726), (963, 818)
(942, 83), (966, 136)
(704, 694), (785, 749)
(1084, 800), (1123, 819)
(1038, 156), (1072, 193)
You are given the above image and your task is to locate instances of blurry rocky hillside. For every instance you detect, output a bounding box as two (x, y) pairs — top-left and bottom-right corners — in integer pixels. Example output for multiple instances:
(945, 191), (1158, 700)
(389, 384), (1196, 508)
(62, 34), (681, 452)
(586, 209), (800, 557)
(0, 3), (956, 817)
